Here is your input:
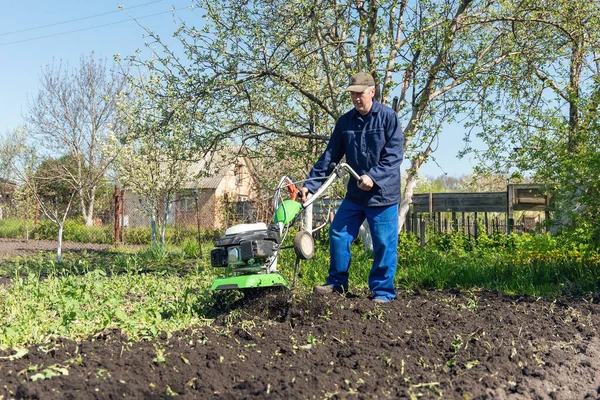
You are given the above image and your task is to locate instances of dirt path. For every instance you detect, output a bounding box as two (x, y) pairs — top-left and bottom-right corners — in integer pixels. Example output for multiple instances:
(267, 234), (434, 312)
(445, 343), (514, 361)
(1, 289), (599, 399)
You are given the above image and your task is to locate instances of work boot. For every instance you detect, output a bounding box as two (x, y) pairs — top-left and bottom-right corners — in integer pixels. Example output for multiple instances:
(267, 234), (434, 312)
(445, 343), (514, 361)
(313, 285), (345, 295)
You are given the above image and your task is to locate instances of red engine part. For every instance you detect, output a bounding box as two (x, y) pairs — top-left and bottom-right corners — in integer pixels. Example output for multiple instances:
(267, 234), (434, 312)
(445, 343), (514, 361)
(286, 177), (299, 201)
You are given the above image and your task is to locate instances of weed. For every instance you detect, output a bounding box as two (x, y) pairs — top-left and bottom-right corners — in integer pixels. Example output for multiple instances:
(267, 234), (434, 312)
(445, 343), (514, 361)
(362, 307), (385, 321)
(30, 364), (69, 381)
(153, 344), (167, 364)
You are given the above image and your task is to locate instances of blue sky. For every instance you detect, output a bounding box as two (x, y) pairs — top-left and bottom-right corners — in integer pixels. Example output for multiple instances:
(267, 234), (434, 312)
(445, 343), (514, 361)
(0, 0), (477, 179)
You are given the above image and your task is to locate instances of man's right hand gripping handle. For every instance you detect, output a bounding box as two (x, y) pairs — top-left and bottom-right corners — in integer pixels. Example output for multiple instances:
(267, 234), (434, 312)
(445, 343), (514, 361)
(299, 187), (310, 203)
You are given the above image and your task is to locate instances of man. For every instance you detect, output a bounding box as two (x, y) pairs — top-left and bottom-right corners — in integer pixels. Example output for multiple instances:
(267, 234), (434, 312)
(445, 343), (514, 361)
(299, 72), (404, 303)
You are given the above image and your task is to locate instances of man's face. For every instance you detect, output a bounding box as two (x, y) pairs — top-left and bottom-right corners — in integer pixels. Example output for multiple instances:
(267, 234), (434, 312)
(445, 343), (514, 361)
(350, 87), (375, 115)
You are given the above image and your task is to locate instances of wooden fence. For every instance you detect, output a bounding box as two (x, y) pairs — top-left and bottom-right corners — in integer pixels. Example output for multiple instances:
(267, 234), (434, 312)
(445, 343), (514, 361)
(309, 184), (552, 245)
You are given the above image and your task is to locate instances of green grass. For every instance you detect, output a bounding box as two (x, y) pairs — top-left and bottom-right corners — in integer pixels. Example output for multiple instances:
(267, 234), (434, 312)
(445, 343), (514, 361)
(0, 268), (216, 347)
(0, 244), (220, 348)
(292, 232), (600, 297)
(1, 232), (600, 348)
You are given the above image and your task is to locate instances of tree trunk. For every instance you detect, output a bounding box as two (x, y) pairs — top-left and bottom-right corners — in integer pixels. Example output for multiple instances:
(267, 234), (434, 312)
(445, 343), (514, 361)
(80, 194), (87, 223)
(24, 204), (29, 242)
(151, 213), (157, 245)
(83, 189), (97, 226)
(399, 172), (419, 231)
(57, 223), (64, 264)
(160, 198), (171, 246)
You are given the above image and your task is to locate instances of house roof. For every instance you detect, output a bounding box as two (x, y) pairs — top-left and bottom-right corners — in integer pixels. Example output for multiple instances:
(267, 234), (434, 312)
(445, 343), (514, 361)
(183, 147), (250, 190)
(186, 162), (229, 189)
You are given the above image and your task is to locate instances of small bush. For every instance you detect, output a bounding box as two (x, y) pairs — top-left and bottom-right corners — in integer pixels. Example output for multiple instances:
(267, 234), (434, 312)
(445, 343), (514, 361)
(34, 218), (112, 244)
(34, 219), (58, 240)
(181, 237), (201, 258)
(138, 244), (168, 262)
(0, 218), (26, 238)
(122, 226), (152, 245)
(122, 224), (221, 246)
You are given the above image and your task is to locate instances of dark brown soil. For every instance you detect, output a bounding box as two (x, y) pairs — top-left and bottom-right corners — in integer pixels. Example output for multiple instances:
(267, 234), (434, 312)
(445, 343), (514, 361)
(0, 238), (111, 259)
(1, 288), (599, 399)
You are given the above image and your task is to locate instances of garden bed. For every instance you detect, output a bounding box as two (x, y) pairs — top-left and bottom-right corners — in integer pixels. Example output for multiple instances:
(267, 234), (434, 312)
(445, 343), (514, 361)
(1, 289), (599, 399)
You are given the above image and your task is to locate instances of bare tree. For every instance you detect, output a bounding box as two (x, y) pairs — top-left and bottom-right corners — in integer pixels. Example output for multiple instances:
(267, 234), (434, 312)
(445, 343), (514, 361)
(0, 127), (77, 263)
(27, 53), (126, 226)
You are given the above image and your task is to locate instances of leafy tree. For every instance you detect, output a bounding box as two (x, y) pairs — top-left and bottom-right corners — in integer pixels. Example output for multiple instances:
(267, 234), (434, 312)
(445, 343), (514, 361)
(33, 156), (80, 215)
(463, 0), (600, 239)
(127, 0), (522, 229)
(26, 53), (126, 226)
(415, 174), (467, 193)
(10, 185), (36, 241)
(108, 75), (206, 246)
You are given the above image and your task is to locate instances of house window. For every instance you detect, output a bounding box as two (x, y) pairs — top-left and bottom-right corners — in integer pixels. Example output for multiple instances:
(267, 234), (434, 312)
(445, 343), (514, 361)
(179, 197), (196, 213)
(235, 164), (243, 186)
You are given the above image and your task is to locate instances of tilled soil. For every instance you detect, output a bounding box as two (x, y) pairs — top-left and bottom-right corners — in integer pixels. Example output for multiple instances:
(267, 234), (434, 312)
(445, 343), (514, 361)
(1, 289), (600, 399)
(0, 239), (111, 259)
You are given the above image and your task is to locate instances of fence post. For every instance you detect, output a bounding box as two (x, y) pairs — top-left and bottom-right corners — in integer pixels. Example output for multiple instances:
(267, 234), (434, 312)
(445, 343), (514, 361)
(419, 217), (426, 246)
(412, 212), (418, 236)
(507, 184), (514, 234)
(467, 215), (471, 236)
(120, 187), (125, 243)
(484, 212), (489, 235)
(35, 202), (39, 232)
(452, 212), (457, 232)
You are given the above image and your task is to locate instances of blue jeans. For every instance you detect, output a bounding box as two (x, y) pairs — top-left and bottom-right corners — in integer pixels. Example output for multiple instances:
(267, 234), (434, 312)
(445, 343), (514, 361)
(326, 199), (399, 301)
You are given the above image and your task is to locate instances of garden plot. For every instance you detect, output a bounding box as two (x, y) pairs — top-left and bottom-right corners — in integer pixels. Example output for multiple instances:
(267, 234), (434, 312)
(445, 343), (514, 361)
(1, 289), (599, 399)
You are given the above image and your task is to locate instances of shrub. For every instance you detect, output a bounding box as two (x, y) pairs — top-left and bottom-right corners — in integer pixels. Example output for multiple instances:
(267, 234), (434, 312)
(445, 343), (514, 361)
(180, 237), (201, 258)
(122, 224), (222, 246)
(34, 218), (112, 244)
(0, 218), (26, 238)
(122, 226), (152, 245)
(137, 243), (168, 262)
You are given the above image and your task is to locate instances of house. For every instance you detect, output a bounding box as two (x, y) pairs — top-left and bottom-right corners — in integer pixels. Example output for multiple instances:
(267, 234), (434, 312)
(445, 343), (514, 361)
(0, 178), (17, 220)
(120, 148), (262, 230)
(174, 149), (261, 229)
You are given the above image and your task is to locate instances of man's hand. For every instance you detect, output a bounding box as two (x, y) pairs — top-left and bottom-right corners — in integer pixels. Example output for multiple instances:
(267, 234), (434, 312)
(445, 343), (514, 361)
(299, 187), (310, 203)
(357, 174), (374, 191)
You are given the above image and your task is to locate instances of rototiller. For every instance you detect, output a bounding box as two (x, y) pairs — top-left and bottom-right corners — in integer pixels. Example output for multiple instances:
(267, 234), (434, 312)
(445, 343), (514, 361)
(209, 163), (361, 291)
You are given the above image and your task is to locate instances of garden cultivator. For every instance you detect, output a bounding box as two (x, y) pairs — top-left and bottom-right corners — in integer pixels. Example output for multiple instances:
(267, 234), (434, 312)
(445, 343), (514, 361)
(209, 163), (361, 291)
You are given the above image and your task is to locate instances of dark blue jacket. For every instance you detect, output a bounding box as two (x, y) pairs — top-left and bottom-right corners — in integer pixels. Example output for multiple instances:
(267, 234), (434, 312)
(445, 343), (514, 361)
(304, 100), (404, 207)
